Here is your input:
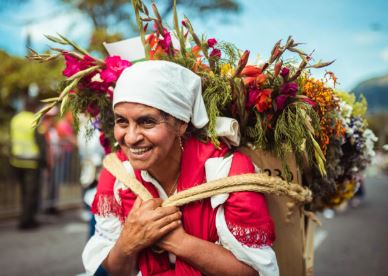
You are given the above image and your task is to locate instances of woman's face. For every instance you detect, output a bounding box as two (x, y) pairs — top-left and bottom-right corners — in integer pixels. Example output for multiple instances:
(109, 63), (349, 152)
(114, 102), (185, 171)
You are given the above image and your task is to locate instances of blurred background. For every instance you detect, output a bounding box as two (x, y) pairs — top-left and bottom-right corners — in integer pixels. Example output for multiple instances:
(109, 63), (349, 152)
(0, 0), (387, 275)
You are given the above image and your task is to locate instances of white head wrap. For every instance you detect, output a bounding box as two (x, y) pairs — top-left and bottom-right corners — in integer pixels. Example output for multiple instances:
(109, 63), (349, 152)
(113, 60), (209, 128)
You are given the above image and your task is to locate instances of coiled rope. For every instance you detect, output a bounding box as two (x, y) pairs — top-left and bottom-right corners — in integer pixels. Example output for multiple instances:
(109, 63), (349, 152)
(103, 153), (312, 207)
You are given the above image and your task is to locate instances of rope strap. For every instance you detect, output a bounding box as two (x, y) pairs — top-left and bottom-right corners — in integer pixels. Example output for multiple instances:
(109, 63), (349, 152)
(102, 153), (312, 207)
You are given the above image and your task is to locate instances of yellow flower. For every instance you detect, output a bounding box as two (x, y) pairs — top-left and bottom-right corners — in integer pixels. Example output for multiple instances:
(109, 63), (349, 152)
(220, 63), (234, 78)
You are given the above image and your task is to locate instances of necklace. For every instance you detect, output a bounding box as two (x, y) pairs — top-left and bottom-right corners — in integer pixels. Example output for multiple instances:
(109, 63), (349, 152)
(166, 174), (179, 197)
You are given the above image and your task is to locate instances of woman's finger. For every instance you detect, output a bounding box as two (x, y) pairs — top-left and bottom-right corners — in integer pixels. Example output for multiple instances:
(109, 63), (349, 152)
(153, 211), (182, 229)
(149, 206), (180, 221)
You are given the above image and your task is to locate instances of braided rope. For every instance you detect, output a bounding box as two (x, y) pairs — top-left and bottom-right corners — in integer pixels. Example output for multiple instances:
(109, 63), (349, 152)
(103, 153), (312, 207)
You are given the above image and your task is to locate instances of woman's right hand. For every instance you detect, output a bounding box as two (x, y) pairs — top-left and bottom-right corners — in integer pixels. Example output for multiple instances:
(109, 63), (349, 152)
(116, 197), (182, 256)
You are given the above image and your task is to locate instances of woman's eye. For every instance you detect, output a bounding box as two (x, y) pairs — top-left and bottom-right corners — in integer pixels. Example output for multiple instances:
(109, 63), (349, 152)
(140, 119), (157, 128)
(115, 117), (128, 126)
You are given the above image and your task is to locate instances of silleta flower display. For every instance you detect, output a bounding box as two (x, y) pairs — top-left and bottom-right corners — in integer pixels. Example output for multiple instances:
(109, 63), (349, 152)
(29, 0), (376, 210)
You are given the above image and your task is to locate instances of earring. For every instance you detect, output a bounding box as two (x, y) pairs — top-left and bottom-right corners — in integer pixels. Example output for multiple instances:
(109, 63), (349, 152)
(178, 136), (184, 151)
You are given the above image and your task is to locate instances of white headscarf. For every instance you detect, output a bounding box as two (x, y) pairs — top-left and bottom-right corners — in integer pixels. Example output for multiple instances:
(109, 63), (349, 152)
(113, 60), (209, 129)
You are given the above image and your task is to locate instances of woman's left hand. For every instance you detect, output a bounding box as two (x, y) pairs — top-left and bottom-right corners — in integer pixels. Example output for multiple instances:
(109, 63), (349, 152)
(157, 223), (187, 252)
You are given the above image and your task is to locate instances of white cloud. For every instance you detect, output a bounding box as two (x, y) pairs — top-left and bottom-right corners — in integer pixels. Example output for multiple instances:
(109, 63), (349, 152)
(353, 31), (383, 45)
(381, 47), (388, 62)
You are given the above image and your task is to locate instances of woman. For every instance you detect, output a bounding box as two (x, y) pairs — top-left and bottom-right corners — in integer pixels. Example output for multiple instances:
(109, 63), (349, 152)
(83, 60), (279, 275)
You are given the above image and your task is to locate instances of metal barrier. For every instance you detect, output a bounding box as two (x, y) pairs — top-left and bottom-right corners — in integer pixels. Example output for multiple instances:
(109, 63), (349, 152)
(0, 144), (82, 219)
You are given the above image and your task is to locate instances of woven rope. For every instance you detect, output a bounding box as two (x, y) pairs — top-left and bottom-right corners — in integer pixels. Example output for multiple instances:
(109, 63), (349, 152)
(103, 153), (312, 207)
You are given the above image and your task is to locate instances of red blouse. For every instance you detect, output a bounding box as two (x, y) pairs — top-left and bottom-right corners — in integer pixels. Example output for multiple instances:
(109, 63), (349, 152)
(92, 137), (275, 275)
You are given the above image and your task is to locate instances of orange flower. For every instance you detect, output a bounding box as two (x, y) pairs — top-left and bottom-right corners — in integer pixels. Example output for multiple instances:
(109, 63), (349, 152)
(255, 89), (272, 112)
(241, 65), (262, 77)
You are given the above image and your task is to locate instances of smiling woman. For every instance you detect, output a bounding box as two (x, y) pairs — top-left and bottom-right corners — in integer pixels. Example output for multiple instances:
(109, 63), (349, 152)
(82, 60), (279, 276)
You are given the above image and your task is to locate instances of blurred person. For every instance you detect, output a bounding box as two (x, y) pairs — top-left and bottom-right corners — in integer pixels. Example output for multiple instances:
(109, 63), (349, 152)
(39, 106), (61, 215)
(77, 114), (107, 276)
(9, 98), (47, 229)
(56, 111), (78, 186)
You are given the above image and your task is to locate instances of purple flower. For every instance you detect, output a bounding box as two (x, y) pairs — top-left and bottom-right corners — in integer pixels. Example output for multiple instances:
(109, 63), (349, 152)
(275, 94), (289, 111)
(280, 82), (298, 96)
(280, 67), (290, 78)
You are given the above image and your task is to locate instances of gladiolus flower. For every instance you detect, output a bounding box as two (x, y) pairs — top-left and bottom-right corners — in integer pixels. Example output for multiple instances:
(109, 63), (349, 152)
(275, 94), (289, 111)
(100, 56), (131, 83)
(159, 31), (172, 50)
(280, 67), (290, 78)
(207, 38), (217, 48)
(255, 89), (273, 113)
(280, 82), (298, 96)
(241, 65), (262, 77)
(274, 61), (283, 77)
(210, 48), (221, 58)
(246, 88), (272, 113)
(63, 53), (95, 77)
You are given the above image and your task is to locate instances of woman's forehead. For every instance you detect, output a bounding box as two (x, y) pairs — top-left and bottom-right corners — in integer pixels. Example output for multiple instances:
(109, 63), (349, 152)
(114, 102), (161, 116)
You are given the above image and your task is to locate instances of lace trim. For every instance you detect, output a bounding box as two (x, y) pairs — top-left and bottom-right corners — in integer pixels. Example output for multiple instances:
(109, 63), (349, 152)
(91, 194), (124, 221)
(226, 221), (275, 248)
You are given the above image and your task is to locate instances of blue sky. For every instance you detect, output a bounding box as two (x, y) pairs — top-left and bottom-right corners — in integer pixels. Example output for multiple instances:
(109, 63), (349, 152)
(1, 0), (387, 90)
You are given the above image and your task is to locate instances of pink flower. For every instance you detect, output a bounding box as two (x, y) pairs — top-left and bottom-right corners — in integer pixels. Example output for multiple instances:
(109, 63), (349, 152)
(159, 31), (172, 50)
(210, 48), (221, 58)
(63, 53), (95, 77)
(246, 88), (259, 109)
(100, 56), (132, 83)
(280, 82), (298, 96)
(280, 67), (290, 78)
(207, 38), (217, 48)
(301, 97), (317, 107)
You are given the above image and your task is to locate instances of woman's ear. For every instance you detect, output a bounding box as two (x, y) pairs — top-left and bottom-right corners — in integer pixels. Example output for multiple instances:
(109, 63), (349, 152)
(178, 122), (188, 136)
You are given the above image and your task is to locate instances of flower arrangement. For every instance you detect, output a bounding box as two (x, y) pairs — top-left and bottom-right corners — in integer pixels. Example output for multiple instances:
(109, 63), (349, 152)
(29, 0), (376, 209)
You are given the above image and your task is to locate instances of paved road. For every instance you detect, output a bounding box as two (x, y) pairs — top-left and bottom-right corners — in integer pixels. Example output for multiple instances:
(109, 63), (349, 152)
(314, 173), (388, 276)
(0, 173), (387, 276)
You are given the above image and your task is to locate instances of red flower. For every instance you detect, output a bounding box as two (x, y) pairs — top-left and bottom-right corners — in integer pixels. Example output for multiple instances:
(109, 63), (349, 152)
(207, 38), (217, 48)
(63, 53), (95, 77)
(100, 56), (132, 83)
(255, 89), (272, 113)
(241, 65), (262, 77)
(246, 88), (272, 113)
(210, 48), (221, 58)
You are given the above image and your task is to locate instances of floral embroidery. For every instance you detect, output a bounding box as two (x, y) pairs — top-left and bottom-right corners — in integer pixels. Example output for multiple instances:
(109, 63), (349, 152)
(92, 193), (124, 221)
(227, 221), (275, 248)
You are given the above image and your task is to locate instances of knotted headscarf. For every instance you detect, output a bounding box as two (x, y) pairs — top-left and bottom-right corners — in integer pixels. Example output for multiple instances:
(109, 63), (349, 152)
(113, 60), (209, 129)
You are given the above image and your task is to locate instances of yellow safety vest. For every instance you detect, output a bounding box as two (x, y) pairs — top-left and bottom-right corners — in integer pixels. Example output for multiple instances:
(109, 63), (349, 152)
(10, 111), (40, 169)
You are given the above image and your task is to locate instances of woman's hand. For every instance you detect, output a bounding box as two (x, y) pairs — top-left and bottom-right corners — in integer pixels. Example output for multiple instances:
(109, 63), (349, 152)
(116, 197), (182, 256)
(157, 223), (188, 252)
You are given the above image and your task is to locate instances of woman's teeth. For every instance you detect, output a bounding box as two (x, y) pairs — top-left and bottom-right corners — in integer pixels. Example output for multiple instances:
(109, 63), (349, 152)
(130, 147), (152, 155)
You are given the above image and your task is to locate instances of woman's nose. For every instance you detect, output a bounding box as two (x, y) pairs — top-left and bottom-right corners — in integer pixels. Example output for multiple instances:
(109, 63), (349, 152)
(124, 125), (144, 146)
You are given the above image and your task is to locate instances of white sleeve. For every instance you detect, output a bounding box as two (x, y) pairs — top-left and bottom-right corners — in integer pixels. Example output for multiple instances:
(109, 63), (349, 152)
(205, 156), (279, 276)
(82, 214), (122, 276)
(215, 206), (279, 276)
